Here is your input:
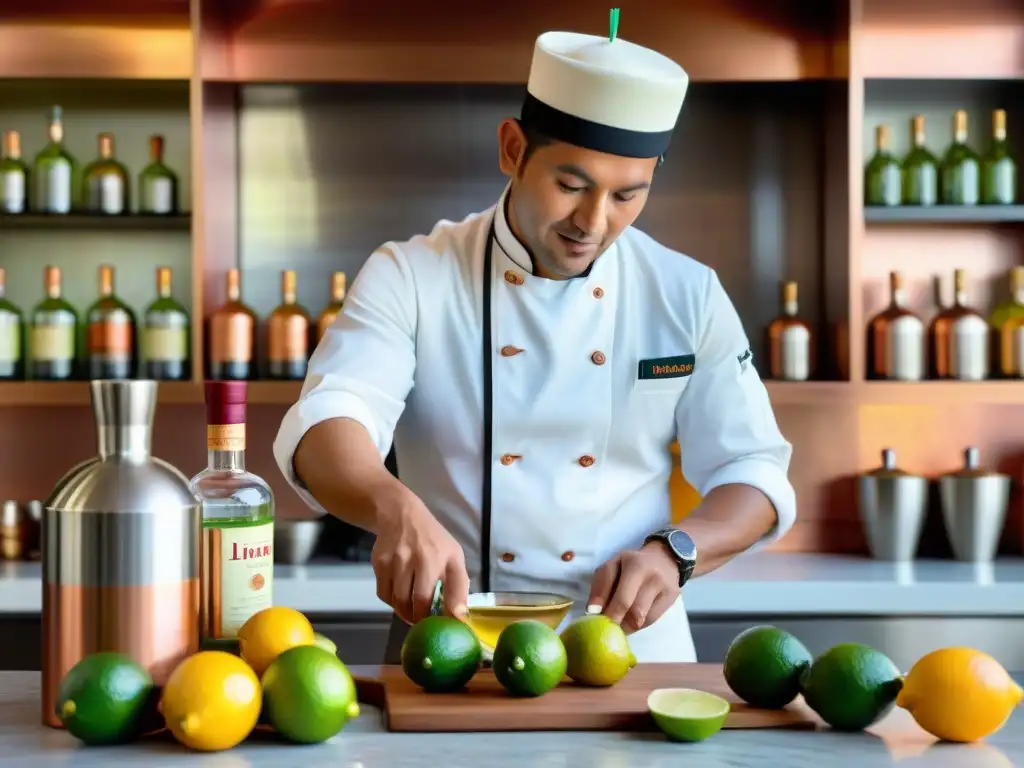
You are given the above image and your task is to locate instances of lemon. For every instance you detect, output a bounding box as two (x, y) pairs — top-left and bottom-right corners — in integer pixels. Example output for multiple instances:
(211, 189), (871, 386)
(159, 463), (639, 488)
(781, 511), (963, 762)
(160, 651), (262, 752)
(238, 606), (316, 677)
(559, 614), (636, 687)
(897, 647), (1023, 742)
(648, 688), (730, 742)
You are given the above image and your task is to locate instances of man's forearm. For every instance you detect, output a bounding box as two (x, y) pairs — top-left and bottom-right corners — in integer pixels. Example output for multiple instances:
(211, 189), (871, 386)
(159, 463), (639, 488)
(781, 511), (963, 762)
(292, 417), (407, 535)
(670, 483), (779, 577)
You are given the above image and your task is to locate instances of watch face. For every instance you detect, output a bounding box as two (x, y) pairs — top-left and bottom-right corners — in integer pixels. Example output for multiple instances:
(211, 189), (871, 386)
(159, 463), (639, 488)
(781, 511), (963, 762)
(668, 529), (696, 561)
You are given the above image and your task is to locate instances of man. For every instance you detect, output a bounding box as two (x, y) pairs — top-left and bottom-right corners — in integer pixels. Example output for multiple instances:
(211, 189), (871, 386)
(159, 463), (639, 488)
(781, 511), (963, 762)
(273, 18), (796, 664)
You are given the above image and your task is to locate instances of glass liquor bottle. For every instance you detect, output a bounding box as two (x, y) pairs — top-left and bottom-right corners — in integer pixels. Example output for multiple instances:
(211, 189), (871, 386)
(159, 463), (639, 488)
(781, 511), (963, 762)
(85, 264), (137, 379)
(866, 271), (925, 381)
(267, 269), (311, 380)
(929, 269), (988, 380)
(940, 110), (981, 206)
(900, 115), (938, 207)
(864, 125), (901, 207)
(315, 271), (347, 345)
(990, 266), (1024, 377)
(139, 135), (179, 215)
(191, 381), (274, 640)
(981, 109), (1017, 205)
(0, 268), (23, 380)
(33, 105), (77, 214)
(82, 133), (130, 215)
(29, 266), (78, 380)
(0, 131), (29, 214)
(141, 266), (190, 380)
(207, 268), (258, 381)
(765, 281), (812, 381)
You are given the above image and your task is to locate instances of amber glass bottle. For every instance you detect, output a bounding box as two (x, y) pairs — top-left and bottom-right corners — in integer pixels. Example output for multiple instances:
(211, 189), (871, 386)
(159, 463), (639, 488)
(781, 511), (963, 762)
(315, 271), (347, 345)
(267, 270), (311, 380)
(866, 271), (925, 381)
(765, 281), (812, 380)
(206, 268), (258, 380)
(929, 269), (988, 380)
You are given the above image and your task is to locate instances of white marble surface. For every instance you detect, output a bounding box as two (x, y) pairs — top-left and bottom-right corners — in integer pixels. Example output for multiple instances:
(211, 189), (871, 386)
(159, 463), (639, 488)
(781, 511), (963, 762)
(4, 670), (1023, 767)
(2, 552), (1023, 616)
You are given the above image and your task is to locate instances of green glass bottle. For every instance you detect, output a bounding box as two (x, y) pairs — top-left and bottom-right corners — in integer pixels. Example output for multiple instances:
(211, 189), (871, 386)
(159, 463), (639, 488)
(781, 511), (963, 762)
(940, 110), (981, 205)
(864, 124), (901, 206)
(82, 133), (130, 215)
(0, 267), (24, 380)
(900, 115), (938, 206)
(32, 106), (77, 214)
(29, 266), (78, 380)
(139, 135), (179, 215)
(989, 266), (1024, 377)
(980, 109), (1016, 205)
(142, 266), (190, 380)
(0, 130), (29, 214)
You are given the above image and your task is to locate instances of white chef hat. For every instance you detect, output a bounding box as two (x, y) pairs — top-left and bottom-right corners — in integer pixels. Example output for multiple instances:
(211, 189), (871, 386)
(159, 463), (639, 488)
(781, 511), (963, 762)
(520, 10), (690, 159)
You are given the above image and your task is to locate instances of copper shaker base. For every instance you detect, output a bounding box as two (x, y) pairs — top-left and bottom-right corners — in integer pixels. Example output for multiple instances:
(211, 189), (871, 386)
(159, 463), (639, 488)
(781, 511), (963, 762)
(42, 579), (200, 728)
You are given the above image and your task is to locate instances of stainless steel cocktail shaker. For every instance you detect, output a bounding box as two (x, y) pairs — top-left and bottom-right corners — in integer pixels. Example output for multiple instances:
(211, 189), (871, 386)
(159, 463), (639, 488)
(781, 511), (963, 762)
(938, 446), (1010, 562)
(856, 448), (928, 561)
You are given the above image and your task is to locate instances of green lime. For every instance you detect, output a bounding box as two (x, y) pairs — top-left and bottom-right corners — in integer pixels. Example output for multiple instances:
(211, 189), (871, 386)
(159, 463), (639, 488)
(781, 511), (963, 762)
(492, 620), (567, 698)
(313, 633), (337, 655)
(723, 625), (813, 709)
(648, 688), (730, 742)
(560, 614), (636, 687)
(55, 652), (155, 745)
(799, 642), (903, 731)
(401, 615), (482, 693)
(261, 644), (361, 744)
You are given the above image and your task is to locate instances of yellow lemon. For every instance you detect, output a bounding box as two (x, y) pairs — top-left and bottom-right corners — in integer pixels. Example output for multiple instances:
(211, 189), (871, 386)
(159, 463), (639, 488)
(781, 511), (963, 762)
(238, 606), (316, 677)
(160, 651), (262, 752)
(896, 647), (1023, 742)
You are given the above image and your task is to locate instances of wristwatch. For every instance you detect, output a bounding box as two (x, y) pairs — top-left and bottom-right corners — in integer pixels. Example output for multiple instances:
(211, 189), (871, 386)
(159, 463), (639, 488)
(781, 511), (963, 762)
(643, 528), (697, 588)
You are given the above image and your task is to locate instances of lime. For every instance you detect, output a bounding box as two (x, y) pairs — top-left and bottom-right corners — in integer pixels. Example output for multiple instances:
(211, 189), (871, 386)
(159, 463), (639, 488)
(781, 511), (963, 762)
(492, 620), (567, 698)
(723, 625), (813, 709)
(313, 633), (338, 655)
(648, 688), (730, 742)
(262, 644), (361, 744)
(560, 614), (636, 687)
(800, 642), (903, 731)
(401, 615), (482, 692)
(55, 652), (155, 745)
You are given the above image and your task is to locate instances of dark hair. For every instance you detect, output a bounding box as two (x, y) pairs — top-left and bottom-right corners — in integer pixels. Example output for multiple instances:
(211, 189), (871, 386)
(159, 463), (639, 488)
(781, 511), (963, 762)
(516, 119), (665, 168)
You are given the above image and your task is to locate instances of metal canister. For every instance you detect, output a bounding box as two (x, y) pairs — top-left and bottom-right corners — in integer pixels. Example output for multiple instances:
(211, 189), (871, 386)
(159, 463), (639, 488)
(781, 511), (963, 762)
(41, 380), (200, 728)
(938, 446), (1011, 563)
(856, 448), (928, 561)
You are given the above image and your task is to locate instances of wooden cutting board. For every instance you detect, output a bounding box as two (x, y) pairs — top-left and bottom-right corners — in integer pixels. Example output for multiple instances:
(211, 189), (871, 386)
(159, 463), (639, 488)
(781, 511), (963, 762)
(353, 663), (819, 733)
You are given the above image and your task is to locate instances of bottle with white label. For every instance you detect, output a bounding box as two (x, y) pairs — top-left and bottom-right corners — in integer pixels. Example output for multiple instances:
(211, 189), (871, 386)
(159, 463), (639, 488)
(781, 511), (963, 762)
(142, 266), (189, 380)
(82, 133), (130, 215)
(0, 131), (29, 214)
(0, 268), (23, 380)
(32, 106), (77, 214)
(766, 281), (812, 381)
(929, 269), (989, 380)
(866, 271), (926, 381)
(138, 135), (179, 215)
(29, 266), (78, 380)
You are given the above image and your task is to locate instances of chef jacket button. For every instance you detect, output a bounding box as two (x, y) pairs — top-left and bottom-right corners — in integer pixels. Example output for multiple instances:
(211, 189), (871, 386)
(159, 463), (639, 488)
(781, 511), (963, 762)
(593, 287), (604, 299)
(501, 552), (516, 563)
(591, 351), (606, 365)
(500, 453), (521, 466)
(561, 551), (575, 562)
(500, 345), (524, 357)
(504, 270), (524, 286)
(578, 455), (595, 467)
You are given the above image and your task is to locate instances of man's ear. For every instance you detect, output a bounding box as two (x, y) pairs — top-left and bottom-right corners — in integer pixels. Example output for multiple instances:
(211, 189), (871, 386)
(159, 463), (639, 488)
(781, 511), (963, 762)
(496, 118), (528, 177)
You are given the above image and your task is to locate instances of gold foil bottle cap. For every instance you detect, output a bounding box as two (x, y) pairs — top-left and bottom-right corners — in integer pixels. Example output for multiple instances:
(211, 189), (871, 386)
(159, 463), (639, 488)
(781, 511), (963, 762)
(157, 267), (172, 297)
(875, 124), (890, 150)
(226, 268), (241, 302)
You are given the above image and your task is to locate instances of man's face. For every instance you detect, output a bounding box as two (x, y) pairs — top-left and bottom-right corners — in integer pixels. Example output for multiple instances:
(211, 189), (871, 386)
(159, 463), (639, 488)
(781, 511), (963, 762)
(498, 120), (658, 280)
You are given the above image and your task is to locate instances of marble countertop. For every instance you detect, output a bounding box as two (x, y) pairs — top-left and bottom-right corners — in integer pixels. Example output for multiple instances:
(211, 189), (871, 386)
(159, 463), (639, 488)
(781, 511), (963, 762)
(7, 669), (1023, 767)
(1, 552), (1022, 616)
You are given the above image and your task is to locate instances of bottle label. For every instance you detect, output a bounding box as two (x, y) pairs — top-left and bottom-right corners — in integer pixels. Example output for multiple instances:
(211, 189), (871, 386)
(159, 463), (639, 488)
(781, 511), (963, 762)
(88, 311), (132, 359)
(886, 316), (925, 380)
(950, 315), (988, 380)
(30, 324), (74, 362)
(207, 423), (245, 451)
(146, 177), (173, 214)
(0, 314), (20, 363)
(211, 314), (254, 363)
(37, 159), (71, 213)
(142, 326), (186, 362)
(89, 174), (125, 215)
(1, 171), (25, 213)
(218, 520), (274, 637)
(269, 315), (310, 362)
(779, 325), (810, 381)
(1011, 326), (1024, 376)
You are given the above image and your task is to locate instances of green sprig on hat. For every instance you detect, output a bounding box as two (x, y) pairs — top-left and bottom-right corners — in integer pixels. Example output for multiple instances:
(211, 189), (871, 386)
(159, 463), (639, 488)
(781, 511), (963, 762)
(609, 8), (620, 43)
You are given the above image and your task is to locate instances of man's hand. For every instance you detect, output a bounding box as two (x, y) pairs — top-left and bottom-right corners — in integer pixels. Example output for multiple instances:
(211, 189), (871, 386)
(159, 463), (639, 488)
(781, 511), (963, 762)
(370, 488), (470, 626)
(585, 542), (681, 634)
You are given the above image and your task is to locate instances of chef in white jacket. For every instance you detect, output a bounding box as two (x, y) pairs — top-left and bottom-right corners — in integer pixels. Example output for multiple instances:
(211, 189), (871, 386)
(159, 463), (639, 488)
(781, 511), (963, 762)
(273, 19), (796, 664)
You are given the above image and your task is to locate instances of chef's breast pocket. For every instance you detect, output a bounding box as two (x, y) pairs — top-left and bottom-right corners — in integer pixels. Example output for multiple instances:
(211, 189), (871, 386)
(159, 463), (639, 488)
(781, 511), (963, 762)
(629, 374), (690, 432)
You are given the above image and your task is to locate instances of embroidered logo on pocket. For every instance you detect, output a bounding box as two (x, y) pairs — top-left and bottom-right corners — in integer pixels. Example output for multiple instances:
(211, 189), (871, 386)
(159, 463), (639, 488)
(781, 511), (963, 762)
(638, 354), (695, 380)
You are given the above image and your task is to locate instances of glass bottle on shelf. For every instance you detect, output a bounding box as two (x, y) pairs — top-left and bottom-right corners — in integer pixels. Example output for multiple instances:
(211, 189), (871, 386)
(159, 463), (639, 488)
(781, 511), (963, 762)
(141, 266), (190, 381)
(990, 266), (1024, 378)
(207, 268), (258, 381)
(267, 270), (311, 380)
(929, 269), (988, 381)
(901, 115), (938, 207)
(33, 105), (77, 214)
(0, 131), (29, 214)
(980, 109), (1016, 206)
(315, 271), (347, 345)
(29, 266), (78, 380)
(85, 264), (137, 380)
(864, 125), (901, 207)
(939, 110), (981, 206)
(866, 271), (925, 381)
(139, 135), (179, 215)
(765, 281), (812, 381)
(0, 268), (23, 380)
(82, 133), (130, 215)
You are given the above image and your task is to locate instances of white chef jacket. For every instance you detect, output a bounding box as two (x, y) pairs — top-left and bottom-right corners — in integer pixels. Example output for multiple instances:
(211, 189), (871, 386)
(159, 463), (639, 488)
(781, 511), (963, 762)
(273, 184), (796, 663)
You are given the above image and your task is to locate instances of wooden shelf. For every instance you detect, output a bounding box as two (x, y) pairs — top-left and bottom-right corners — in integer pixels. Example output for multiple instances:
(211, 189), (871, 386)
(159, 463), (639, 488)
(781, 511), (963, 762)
(0, 381), (200, 406)
(0, 214), (192, 231)
(864, 206), (1024, 225)
(858, 381), (1024, 405)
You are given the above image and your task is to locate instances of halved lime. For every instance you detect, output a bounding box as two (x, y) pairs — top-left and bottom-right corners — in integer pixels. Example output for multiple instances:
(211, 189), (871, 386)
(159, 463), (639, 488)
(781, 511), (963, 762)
(647, 688), (731, 742)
